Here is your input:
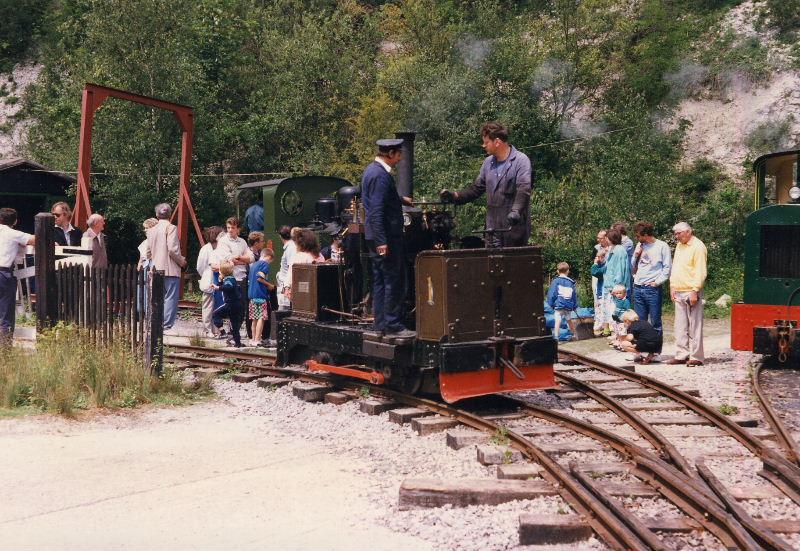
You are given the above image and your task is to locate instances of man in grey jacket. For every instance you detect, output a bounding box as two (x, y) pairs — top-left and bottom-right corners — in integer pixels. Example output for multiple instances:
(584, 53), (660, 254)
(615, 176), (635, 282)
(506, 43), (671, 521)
(82, 213), (108, 269)
(440, 122), (532, 247)
(145, 203), (187, 330)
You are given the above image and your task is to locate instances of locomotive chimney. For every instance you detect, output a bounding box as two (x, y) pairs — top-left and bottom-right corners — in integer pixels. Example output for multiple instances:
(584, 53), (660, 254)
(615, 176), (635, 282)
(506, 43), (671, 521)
(394, 131), (416, 199)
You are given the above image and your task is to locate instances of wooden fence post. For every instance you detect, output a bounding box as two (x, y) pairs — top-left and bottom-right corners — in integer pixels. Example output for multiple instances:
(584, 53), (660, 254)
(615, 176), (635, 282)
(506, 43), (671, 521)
(145, 270), (164, 375)
(34, 213), (57, 331)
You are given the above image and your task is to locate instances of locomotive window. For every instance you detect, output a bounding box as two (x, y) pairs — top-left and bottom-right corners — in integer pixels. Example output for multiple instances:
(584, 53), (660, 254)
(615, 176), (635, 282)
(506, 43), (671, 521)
(280, 190), (304, 216)
(761, 225), (800, 279)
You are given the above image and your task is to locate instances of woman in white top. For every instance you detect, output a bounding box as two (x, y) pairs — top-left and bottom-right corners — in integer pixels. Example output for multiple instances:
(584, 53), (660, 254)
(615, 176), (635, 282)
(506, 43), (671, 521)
(196, 226), (224, 337)
(136, 218), (159, 315)
(284, 228), (325, 300)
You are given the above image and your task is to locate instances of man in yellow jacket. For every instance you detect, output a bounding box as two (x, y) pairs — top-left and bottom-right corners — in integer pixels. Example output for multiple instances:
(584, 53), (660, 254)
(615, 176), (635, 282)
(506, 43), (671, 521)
(667, 222), (707, 366)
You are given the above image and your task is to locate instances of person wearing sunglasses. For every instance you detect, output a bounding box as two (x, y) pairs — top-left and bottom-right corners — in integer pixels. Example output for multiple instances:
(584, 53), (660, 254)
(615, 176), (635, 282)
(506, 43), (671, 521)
(51, 202), (82, 247)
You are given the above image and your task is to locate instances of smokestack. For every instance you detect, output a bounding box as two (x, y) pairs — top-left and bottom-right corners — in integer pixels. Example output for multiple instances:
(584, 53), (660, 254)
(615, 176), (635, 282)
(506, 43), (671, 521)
(394, 131), (416, 199)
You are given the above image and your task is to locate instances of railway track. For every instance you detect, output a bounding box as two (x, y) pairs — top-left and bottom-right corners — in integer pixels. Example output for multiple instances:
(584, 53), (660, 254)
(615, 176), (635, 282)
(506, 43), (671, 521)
(752, 360), (800, 467)
(165, 344), (800, 550)
(559, 351), (800, 508)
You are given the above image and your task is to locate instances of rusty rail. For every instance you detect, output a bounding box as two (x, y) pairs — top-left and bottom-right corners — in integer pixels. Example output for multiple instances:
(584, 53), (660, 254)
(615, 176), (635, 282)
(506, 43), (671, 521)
(752, 360), (800, 466)
(560, 350), (800, 507)
(556, 371), (697, 480)
(696, 457), (794, 551)
(505, 397), (756, 549)
(164, 346), (666, 550)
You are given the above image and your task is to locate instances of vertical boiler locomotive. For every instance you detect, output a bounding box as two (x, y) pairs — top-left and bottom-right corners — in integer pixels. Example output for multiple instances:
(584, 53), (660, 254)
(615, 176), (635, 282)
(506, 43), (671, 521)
(242, 132), (557, 401)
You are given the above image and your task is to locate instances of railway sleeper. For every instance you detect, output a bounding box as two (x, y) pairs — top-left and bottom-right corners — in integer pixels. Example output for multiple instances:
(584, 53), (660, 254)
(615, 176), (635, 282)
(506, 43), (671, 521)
(520, 514), (800, 542)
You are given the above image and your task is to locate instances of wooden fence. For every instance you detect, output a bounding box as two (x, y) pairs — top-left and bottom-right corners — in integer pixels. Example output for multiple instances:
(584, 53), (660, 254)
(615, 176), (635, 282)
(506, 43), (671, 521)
(34, 213), (164, 373)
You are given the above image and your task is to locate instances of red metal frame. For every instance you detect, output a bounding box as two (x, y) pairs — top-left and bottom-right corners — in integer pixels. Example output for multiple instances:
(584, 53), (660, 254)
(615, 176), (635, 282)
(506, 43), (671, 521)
(305, 360), (386, 385)
(74, 83), (204, 258)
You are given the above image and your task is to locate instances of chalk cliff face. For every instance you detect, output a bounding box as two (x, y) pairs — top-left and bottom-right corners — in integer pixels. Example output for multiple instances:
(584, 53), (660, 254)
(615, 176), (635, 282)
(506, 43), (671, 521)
(0, 63), (41, 159)
(669, 1), (800, 176)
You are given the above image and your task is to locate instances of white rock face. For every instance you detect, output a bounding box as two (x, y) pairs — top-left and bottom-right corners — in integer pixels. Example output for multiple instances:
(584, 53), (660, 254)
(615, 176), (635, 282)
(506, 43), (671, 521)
(0, 62), (42, 158)
(671, 1), (800, 176)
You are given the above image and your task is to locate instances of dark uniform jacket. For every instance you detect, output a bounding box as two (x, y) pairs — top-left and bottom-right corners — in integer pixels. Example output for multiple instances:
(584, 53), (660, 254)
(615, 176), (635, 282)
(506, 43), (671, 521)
(361, 161), (404, 247)
(454, 146), (532, 246)
(54, 225), (83, 247)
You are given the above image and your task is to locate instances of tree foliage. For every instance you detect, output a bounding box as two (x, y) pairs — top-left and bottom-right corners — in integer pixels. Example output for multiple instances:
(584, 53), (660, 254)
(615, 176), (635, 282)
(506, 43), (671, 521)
(19, 0), (754, 295)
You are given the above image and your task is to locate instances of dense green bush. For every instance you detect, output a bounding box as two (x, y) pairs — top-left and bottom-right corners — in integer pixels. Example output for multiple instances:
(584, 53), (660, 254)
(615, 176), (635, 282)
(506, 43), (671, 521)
(16, 0), (754, 312)
(744, 116), (795, 157)
(0, 0), (48, 72)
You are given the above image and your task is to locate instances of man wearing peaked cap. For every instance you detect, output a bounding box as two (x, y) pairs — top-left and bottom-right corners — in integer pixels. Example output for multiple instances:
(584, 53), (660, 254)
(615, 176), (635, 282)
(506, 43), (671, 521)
(360, 138), (416, 339)
(376, 138), (404, 149)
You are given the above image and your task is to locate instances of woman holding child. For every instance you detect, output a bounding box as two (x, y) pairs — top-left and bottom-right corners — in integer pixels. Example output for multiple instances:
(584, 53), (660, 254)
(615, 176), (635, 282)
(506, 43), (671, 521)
(591, 228), (630, 338)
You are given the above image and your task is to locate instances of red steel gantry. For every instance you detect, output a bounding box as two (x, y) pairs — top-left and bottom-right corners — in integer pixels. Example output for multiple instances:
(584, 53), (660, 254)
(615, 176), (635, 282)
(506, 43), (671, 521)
(73, 83), (204, 258)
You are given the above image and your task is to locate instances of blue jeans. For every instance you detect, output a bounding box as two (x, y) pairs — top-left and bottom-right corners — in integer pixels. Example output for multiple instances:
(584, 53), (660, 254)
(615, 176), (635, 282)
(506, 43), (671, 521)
(212, 271), (224, 328)
(163, 276), (180, 329)
(633, 284), (663, 333)
(0, 269), (16, 344)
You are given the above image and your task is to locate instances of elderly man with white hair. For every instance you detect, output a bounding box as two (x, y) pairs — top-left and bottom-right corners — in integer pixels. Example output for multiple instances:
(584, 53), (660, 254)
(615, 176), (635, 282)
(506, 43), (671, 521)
(667, 222), (707, 366)
(81, 213), (108, 269)
(146, 203), (186, 330)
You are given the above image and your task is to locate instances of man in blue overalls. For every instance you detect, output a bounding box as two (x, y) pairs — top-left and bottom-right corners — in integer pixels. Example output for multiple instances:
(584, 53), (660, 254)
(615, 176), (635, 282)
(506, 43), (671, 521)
(361, 138), (415, 339)
(439, 121), (532, 248)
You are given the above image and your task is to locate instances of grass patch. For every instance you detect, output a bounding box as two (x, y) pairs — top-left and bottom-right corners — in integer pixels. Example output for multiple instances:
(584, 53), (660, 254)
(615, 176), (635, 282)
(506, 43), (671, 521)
(490, 427), (510, 446)
(0, 325), (214, 417)
(718, 403), (739, 416)
(697, 28), (774, 93)
(15, 312), (36, 327)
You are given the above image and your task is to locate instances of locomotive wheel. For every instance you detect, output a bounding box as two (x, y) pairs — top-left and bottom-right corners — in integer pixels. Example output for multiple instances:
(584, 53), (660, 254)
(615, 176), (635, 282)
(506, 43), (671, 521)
(389, 368), (423, 395)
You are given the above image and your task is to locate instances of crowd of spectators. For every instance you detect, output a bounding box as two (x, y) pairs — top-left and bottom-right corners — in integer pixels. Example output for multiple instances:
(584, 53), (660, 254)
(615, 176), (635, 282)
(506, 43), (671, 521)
(551, 220), (708, 366)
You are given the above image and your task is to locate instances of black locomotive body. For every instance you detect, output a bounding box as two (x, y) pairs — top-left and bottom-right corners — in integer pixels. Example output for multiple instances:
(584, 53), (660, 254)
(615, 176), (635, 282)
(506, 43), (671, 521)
(249, 132), (556, 402)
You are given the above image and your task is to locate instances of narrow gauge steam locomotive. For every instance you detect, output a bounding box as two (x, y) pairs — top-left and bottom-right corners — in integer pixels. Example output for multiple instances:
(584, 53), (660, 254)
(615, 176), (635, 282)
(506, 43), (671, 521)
(731, 149), (800, 365)
(239, 133), (556, 402)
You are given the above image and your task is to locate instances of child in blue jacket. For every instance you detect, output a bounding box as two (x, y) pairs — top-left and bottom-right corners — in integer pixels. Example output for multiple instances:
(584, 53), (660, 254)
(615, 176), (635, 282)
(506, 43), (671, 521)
(609, 284), (632, 347)
(213, 261), (244, 347)
(547, 262), (578, 340)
